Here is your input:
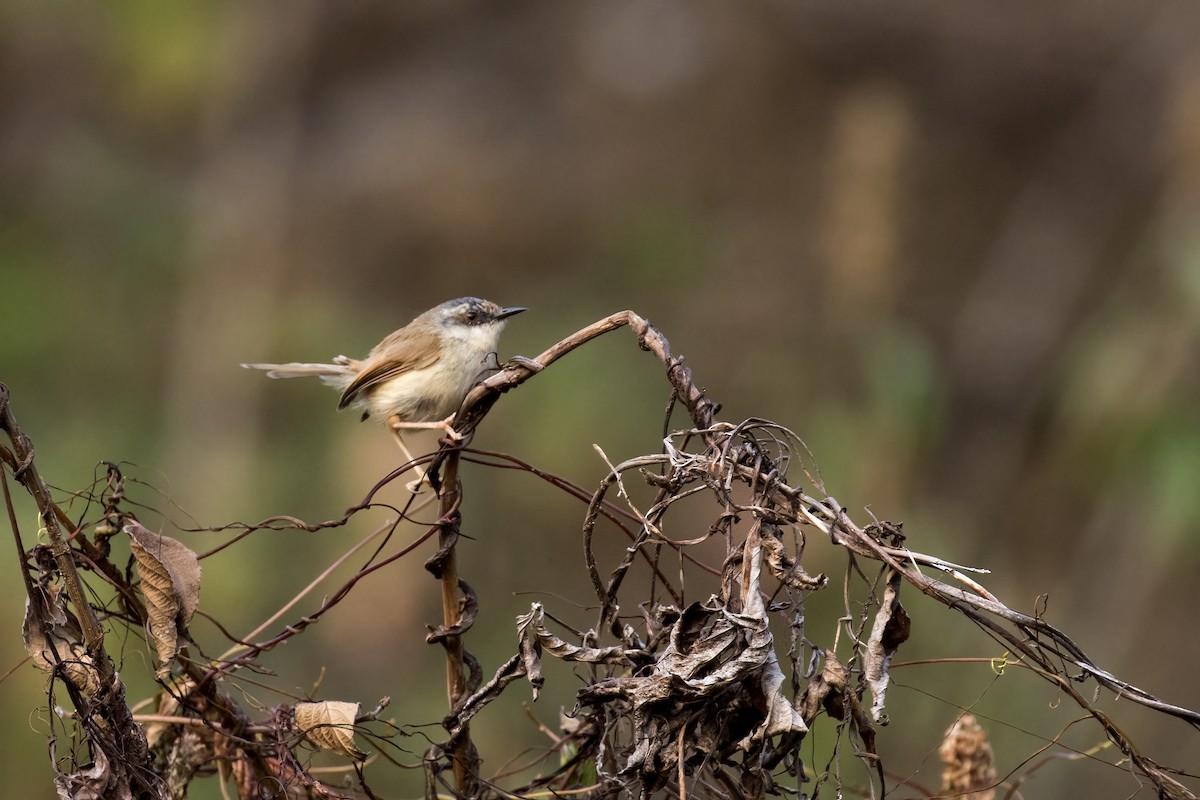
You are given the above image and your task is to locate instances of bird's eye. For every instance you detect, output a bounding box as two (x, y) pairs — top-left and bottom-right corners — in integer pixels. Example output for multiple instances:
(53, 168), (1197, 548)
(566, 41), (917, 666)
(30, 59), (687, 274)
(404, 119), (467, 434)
(465, 310), (478, 322)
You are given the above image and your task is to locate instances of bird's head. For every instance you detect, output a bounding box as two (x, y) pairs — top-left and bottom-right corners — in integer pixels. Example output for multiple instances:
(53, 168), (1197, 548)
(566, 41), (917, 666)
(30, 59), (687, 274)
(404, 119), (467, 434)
(433, 297), (526, 330)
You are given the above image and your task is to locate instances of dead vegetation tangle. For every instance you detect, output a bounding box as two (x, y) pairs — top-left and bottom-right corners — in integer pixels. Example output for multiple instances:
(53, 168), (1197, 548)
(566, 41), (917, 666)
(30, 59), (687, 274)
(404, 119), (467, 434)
(3, 311), (1199, 799)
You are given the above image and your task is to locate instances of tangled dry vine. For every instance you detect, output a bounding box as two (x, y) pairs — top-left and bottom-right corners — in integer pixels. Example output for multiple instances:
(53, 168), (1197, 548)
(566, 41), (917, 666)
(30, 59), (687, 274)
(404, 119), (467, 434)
(3, 311), (1198, 799)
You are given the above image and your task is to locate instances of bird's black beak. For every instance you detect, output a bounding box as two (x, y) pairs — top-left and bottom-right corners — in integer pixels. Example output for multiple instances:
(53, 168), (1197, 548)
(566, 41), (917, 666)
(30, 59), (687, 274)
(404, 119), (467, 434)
(497, 306), (527, 320)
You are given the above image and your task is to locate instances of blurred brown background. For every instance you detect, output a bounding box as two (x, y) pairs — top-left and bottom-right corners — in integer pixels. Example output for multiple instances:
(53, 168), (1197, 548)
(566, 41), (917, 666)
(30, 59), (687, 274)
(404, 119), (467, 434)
(2, 2), (1199, 797)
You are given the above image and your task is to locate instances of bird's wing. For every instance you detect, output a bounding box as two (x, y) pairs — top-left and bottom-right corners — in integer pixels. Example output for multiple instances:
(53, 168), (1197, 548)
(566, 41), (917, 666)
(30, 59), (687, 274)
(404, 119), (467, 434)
(337, 334), (441, 410)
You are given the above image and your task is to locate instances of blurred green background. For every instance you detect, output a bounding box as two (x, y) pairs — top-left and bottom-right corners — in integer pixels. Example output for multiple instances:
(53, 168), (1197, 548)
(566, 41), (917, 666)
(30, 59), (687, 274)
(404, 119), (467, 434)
(3, 2), (1199, 797)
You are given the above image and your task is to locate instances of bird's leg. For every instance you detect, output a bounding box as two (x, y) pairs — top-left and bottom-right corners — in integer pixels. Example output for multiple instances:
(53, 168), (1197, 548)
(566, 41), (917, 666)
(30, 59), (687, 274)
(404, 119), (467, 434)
(389, 415), (465, 441)
(388, 419), (437, 494)
(388, 415), (467, 493)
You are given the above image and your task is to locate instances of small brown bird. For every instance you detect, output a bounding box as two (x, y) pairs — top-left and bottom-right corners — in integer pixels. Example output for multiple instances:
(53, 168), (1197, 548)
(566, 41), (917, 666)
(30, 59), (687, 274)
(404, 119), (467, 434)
(242, 297), (526, 441)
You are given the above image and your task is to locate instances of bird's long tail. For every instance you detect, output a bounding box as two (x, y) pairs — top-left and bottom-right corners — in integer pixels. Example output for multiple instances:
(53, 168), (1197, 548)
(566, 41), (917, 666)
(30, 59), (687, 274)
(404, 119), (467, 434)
(241, 357), (358, 388)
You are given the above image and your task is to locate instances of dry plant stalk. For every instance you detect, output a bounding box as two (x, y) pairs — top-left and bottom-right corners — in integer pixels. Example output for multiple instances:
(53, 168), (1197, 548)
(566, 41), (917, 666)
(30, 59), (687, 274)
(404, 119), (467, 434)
(2, 386), (162, 800)
(2, 310), (1199, 800)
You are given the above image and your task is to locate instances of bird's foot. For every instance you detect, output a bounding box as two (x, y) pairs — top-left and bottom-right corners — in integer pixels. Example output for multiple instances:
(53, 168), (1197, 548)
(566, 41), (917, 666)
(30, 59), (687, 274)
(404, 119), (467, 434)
(405, 474), (432, 494)
(508, 355), (545, 373)
(437, 415), (466, 441)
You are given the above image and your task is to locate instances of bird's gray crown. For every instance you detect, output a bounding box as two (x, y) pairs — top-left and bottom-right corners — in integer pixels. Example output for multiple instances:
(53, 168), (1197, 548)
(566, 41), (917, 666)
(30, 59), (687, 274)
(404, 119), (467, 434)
(435, 297), (524, 327)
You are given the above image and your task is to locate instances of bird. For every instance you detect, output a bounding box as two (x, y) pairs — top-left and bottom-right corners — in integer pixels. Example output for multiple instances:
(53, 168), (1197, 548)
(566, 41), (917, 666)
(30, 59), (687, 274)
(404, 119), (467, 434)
(242, 297), (526, 480)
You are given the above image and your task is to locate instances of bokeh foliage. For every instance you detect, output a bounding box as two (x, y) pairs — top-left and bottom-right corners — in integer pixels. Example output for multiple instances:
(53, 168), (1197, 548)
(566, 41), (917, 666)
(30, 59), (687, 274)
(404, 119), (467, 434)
(2, 2), (1199, 797)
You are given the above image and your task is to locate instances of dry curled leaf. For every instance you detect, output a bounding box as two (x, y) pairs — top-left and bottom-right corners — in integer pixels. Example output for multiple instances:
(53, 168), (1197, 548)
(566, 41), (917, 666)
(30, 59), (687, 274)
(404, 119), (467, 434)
(798, 649), (848, 724)
(295, 701), (366, 760)
(516, 603), (644, 700)
(864, 569), (910, 725)
(760, 524), (828, 591)
(23, 585), (102, 697)
(53, 746), (131, 800)
(574, 526), (807, 778)
(126, 522), (201, 679)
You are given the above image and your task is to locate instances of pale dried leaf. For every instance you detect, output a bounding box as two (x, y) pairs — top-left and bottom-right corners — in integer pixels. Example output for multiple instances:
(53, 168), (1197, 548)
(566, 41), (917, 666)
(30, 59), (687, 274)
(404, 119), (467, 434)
(760, 525), (828, 590)
(54, 746), (132, 800)
(736, 647), (808, 749)
(518, 605), (640, 662)
(295, 701), (366, 760)
(517, 603), (650, 701)
(23, 587), (102, 697)
(574, 526), (808, 777)
(864, 570), (911, 724)
(808, 650), (849, 722)
(126, 522), (201, 678)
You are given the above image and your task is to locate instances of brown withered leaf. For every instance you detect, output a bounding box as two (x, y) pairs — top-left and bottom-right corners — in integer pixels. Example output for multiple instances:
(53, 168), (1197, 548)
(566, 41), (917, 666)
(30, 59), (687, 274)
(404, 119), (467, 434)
(798, 649), (848, 724)
(23, 585), (102, 697)
(295, 701), (367, 760)
(126, 522), (201, 679)
(864, 569), (911, 725)
(760, 524), (828, 591)
(53, 746), (132, 800)
(516, 603), (643, 700)
(575, 526), (808, 777)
